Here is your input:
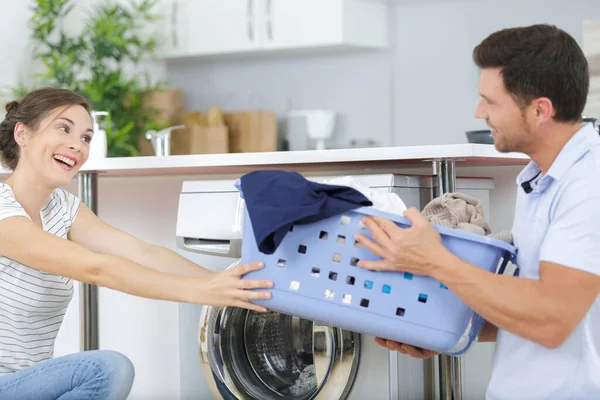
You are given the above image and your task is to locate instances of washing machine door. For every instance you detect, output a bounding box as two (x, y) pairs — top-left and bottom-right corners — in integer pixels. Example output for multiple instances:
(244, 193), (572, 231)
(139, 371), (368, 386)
(200, 304), (360, 400)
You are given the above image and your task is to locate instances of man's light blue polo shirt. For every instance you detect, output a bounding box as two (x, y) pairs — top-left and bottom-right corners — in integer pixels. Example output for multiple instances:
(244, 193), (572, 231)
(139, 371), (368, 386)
(486, 123), (600, 399)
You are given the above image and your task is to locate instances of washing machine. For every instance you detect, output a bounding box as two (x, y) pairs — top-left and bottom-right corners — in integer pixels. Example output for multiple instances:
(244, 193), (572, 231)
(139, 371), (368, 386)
(175, 174), (496, 400)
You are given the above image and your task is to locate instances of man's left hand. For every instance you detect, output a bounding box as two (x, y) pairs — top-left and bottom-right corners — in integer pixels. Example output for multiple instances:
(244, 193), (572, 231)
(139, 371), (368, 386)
(354, 207), (448, 276)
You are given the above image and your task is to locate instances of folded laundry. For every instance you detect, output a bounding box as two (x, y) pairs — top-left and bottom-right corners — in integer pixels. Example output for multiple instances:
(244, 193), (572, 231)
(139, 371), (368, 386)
(487, 230), (514, 243)
(238, 170), (372, 254)
(422, 192), (513, 244)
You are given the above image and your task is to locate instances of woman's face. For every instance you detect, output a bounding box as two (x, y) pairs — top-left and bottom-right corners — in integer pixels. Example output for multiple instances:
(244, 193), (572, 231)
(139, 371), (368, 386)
(16, 104), (93, 187)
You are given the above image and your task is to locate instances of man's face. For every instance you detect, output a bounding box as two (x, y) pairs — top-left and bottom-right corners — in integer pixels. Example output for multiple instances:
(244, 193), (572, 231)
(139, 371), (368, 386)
(474, 67), (534, 153)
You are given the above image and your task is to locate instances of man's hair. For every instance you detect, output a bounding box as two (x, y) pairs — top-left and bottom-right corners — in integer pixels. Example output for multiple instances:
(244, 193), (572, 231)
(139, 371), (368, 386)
(473, 24), (589, 122)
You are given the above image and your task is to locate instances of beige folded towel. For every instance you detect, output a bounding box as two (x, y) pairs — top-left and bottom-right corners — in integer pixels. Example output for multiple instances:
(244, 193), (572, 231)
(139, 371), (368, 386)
(422, 192), (513, 244)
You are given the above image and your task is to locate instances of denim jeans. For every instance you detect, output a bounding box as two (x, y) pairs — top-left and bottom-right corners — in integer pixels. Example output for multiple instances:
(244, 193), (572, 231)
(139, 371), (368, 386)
(0, 350), (135, 400)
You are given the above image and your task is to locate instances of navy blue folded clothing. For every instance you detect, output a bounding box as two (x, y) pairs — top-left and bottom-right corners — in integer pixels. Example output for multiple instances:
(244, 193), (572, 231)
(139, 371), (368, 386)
(239, 170), (372, 254)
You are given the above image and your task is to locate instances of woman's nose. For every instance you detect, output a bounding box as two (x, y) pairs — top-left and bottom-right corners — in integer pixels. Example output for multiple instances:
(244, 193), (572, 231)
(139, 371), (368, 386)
(68, 139), (82, 152)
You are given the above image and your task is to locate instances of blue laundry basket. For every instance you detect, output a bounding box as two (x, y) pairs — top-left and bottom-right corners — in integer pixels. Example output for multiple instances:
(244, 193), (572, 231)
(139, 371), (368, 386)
(241, 205), (517, 356)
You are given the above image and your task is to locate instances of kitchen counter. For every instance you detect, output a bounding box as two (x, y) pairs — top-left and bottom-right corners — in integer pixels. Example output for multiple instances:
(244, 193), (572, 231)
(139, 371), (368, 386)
(75, 143), (528, 177)
(0, 144), (528, 177)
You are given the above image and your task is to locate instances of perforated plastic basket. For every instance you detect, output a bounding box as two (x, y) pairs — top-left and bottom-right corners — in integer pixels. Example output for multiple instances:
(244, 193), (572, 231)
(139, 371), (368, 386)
(241, 205), (516, 355)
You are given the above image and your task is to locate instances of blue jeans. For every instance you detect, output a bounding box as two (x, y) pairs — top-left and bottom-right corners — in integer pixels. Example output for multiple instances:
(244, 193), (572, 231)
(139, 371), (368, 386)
(0, 350), (135, 399)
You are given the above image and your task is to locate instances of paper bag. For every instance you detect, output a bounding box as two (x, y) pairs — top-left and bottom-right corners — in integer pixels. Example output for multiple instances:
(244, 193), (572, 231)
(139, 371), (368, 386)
(223, 110), (277, 153)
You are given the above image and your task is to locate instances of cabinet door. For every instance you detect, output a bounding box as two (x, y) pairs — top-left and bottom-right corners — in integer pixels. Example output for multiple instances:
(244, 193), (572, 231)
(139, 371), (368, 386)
(261, 0), (343, 49)
(155, 0), (189, 57)
(173, 0), (260, 57)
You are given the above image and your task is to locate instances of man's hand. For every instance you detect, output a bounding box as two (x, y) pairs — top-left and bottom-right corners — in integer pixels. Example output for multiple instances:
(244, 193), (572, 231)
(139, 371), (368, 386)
(354, 207), (449, 276)
(375, 338), (439, 359)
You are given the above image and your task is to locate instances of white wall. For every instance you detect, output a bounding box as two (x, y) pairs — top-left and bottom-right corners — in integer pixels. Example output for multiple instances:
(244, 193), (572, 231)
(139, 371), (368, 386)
(0, 2), (35, 102)
(0, 0), (166, 104)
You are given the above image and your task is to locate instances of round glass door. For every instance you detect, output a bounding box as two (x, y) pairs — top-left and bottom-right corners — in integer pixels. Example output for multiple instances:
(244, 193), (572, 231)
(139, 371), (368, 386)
(210, 307), (360, 400)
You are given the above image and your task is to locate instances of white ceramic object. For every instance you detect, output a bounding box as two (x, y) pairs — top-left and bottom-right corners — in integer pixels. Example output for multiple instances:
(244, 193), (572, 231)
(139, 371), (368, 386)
(288, 109), (336, 150)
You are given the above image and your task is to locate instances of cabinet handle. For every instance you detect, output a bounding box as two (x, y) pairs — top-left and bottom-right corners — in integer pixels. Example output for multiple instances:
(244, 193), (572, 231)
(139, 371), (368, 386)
(171, 1), (178, 48)
(265, 0), (273, 40)
(247, 0), (254, 41)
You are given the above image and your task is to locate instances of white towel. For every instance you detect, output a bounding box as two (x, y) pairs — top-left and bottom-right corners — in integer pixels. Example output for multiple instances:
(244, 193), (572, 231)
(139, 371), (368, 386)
(323, 176), (408, 215)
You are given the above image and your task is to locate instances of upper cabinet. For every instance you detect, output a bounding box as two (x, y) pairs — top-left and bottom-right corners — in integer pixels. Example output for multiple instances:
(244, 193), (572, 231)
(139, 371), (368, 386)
(161, 0), (261, 57)
(158, 0), (389, 59)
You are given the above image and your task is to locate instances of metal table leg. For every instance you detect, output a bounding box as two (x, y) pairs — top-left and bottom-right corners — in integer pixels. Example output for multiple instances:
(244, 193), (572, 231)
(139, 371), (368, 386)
(388, 350), (399, 400)
(78, 172), (99, 351)
(432, 159), (462, 400)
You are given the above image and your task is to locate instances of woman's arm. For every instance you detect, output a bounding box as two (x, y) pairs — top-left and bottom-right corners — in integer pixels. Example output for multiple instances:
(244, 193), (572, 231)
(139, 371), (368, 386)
(68, 204), (214, 279)
(0, 215), (271, 311)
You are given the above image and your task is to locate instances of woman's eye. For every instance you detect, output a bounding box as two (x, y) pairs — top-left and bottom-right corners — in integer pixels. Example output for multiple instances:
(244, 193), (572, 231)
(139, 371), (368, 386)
(81, 135), (92, 143)
(59, 125), (69, 133)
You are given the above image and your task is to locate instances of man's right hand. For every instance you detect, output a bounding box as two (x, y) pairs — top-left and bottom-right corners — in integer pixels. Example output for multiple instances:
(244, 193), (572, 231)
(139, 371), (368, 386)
(375, 337), (439, 359)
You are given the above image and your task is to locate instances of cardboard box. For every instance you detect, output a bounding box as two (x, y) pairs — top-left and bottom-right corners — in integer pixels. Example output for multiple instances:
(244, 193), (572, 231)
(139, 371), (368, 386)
(138, 135), (156, 156)
(170, 125), (229, 155)
(223, 110), (277, 153)
(139, 108), (277, 156)
(143, 89), (184, 125)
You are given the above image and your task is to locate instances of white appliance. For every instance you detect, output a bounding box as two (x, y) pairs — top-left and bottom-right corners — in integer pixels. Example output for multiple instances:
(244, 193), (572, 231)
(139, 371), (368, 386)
(175, 174), (496, 400)
(287, 110), (336, 150)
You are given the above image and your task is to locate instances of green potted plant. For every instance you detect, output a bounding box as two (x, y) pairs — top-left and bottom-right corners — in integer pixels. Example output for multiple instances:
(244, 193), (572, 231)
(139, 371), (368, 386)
(13, 0), (168, 157)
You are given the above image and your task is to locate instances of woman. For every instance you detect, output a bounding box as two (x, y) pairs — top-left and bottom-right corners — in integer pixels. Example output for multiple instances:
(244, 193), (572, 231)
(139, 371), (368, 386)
(0, 88), (272, 399)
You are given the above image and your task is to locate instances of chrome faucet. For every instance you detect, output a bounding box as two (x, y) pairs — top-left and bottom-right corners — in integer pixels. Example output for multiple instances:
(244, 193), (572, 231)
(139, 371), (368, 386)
(145, 125), (185, 156)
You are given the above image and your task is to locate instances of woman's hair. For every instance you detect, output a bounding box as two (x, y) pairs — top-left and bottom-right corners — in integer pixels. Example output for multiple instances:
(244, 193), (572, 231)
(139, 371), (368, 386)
(0, 87), (91, 170)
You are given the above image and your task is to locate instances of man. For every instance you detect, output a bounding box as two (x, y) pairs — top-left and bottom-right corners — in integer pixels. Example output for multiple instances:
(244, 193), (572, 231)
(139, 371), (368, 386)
(355, 24), (600, 399)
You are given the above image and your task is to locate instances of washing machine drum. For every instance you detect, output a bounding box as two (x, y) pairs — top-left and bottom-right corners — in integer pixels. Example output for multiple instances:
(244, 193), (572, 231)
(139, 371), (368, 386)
(200, 299), (360, 399)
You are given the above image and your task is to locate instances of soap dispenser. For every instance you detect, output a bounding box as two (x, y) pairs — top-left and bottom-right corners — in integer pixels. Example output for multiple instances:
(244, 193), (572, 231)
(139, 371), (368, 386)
(89, 111), (109, 162)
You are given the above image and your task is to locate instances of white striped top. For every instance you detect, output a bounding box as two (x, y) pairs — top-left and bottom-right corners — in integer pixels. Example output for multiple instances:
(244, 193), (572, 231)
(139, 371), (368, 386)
(0, 183), (79, 375)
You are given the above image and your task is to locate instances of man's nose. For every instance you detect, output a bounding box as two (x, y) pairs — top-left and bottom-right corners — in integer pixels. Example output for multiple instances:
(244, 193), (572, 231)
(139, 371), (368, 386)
(474, 99), (487, 119)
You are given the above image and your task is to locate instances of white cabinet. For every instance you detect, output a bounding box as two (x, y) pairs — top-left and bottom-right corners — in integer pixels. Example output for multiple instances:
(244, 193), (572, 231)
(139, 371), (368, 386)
(160, 0), (388, 59)
(162, 0), (261, 58)
(264, 0), (387, 50)
(262, 0), (347, 49)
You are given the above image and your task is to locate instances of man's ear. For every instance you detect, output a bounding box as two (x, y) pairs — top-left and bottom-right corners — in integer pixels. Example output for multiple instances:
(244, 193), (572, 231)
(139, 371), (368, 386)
(14, 122), (28, 148)
(532, 97), (554, 124)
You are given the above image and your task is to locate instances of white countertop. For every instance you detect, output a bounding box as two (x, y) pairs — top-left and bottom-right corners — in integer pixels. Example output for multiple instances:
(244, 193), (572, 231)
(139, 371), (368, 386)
(76, 144), (529, 177)
(0, 144), (529, 178)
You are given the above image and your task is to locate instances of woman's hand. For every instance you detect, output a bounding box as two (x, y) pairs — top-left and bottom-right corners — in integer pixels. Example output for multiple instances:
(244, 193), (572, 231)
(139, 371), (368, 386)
(354, 207), (449, 276)
(375, 338), (439, 359)
(196, 261), (273, 312)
